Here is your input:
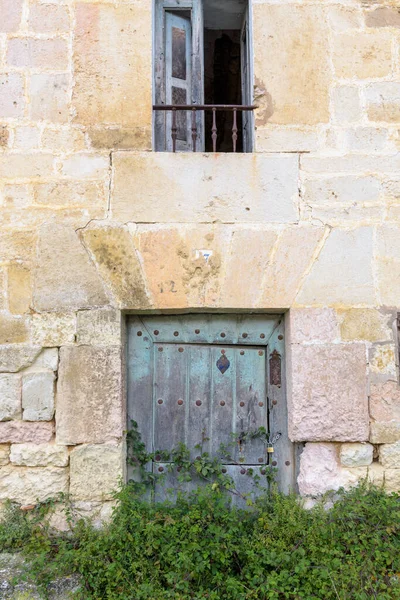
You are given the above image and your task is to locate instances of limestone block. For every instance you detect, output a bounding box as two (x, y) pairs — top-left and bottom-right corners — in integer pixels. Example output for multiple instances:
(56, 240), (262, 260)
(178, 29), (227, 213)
(2, 184), (32, 209)
(0, 154), (54, 179)
(288, 308), (339, 344)
(296, 228), (375, 306)
(344, 128), (390, 153)
(303, 176), (382, 205)
(29, 348), (59, 371)
(365, 82), (400, 123)
(112, 152), (299, 224)
(77, 309), (121, 346)
(56, 346), (123, 445)
(379, 441), (400, 468)
(0, 466), (68, 504)
(61, 154), (109, 179)
(0, 271), (4, 311)
(33, 224), (108, 311)
(328, 7), (363, 32)
(81, 226), (151, 309)
(340, 443), (373, 467)
(253, 5), (330, 125)
(10, 443), (68, 467)
(289, 343), (369, 442)
(220, 228), (278, 308)
(366, 7), (400, 28)
(13, 126), (40, 151)
(0, 446), (9, 466)
(0, 346), (40, 373)
(338, 309), (392, 342)
(332, 31), (392, 78)
(0, 421), (53, 443)
(28, 3), (70, 33)
(8, 263), (31, 315)
(370, 421), (400, 444)
(0, 127), (9, 148)
(22, 372), (55, 421)
(368, 462), (385, 486)
(0, 0), (22, 32)
(30, 312), (76, 346)
(73, 3), (152, 129)
(369, 344), (397, 376)
(0, 74), (25, 119)
(376, 226), (400, 305)
(301, 154), (400, 174)
(0, 231), (36, 262)
(0, 375), (21, 421)
(262, 227), (325, 308)
(30, 74), (70, 123)
(255, 127), (318, 153)
(0, 313), (28, 344)
(69, 444), (123, 500)
(33, 180), (106, 209)
(41, 128), (86, 154)
(370, 380), (400, 422)
(88, 127), (151, 151)
(7, 38), (68, 70)
(298, 443), (366, 496)
(384, 469), (400, 493)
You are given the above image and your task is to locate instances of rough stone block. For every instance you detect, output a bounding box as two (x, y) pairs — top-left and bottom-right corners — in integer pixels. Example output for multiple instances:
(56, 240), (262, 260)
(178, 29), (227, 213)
(88, 127), (151, 151)
(56, 346), (123, 445)
(370, 380), (400, 422)
(33, 224), (108, 311)
(384, 469), (400, 493)
(344, 127), (389, 153)
(368, 462), (385, 486)
(0, 154), (54, 180)
(22, 372), (55, 422)
(303, 176), (381, 205)
(7, 37), (68, 70)
(30, 74), (69, 123)
(301, 153), (400, 174)
(0, 346), (41, 373)
(29, 348), (58, 372)
(0, 314), (28, 344)
(33, 180), (105, 208)
(253, 4), (330, 125)
(8, 263), (31, 315)
(332, 31), (392, 78)
(338, 309), (392, 342)
(379, 441), (400, 468)
(289, 343), (369, 442)
(296, 228), (375, 305)
(0, 231), (36, 262)
(0, 0), (22, 32)
(288, 308), (339, 344)
(112, 152), (300, 224)
(81, 226), (152, 309)
(2, 184), (31, 209)
(61, 154), (109, 179)
(13, 126), (40, 151)
(0, 375), (21, 422)
(0, 466), (68, 504)
(28, 3), (70, 33)
(369, 344), (397, 376)
(0, 127), (9, 148)
(77, 309), (121, 346)
(69, 444), (123, 500)
(340, 443), (373, 467)
(370, 421), (400, 444)
(0, 446), (9, 466)
(365, 82), (400, 122)
(0, 422), (53, 444)
(30, 312), (76, 346)
(366, 7), (400, 28)
(73, 3), (152, 128)
(10, 443), (68, 467)
(328, 7), (363, 32)
(255, 127), (318, 152)
(41, 128), (86, 154)
(376, 226), (400, 306)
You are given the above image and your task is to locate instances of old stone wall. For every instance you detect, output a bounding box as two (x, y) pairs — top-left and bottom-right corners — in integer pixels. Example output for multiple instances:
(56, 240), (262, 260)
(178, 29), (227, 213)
(0, 0), (400, 508)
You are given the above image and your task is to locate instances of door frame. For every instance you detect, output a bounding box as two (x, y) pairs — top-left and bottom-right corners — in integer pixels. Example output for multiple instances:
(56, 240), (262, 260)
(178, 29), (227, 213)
(126, 312), (297, 494)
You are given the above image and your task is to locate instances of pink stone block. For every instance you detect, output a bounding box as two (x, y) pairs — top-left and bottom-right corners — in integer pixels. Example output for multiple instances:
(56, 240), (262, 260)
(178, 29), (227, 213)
(0, 421), (54, 443)
(0, 0), (22, 32)
(288, 308), (339, 343)
(289, 343), (369, 441)
(370, 380), (400, 422)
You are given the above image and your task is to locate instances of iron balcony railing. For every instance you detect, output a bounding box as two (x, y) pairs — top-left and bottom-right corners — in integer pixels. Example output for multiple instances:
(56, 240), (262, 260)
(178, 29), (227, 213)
(153, 104), (257, 153)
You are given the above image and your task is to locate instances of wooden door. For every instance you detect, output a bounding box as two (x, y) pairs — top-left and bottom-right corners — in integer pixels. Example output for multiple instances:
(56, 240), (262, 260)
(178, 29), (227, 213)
(127, 315), (294, 503)
(241, 7), (253, 153)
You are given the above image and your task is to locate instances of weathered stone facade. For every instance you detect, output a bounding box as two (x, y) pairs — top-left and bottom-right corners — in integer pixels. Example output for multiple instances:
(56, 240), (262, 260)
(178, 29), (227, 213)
(0, 0), (400, 510)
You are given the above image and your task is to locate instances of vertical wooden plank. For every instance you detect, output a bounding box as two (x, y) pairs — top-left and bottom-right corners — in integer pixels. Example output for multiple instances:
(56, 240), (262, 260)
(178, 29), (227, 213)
(191, 0), (204, 150)
(211, 346), (235, 461)
(154, 342), (187, 453)
(187, 345), (212, 457)
(225, 465), (268, 508)
(267, 319), (295, 493)
(154, 0), (166, 151)
(235, 347), (267, 464)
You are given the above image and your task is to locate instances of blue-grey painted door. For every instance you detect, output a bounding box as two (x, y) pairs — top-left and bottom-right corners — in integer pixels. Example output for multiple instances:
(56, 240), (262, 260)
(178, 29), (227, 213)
(127, 315), (294, 501)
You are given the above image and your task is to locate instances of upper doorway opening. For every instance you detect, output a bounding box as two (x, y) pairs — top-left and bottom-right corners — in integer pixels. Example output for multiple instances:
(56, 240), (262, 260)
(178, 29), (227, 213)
(153, 0), (254, 153)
